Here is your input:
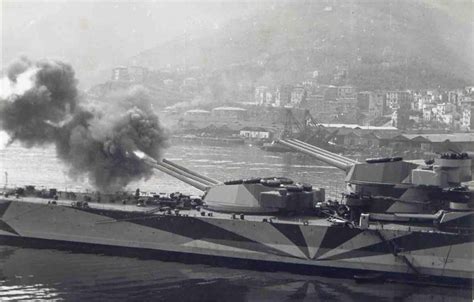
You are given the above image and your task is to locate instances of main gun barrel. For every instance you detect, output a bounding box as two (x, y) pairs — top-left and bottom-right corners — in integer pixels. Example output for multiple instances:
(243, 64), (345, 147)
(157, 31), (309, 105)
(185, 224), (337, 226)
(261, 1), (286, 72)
(152, 162), (209, 191)
(277, 139), (354, 171)
(287, 139), (357, 166)
(133, 150), (214, 191)
(157, 161), (215, 187)
(162, 158), (220, 185)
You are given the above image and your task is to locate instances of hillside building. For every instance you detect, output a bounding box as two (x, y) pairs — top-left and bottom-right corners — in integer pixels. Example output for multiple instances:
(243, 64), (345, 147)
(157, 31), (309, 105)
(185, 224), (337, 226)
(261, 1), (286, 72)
(357, 91), (385, 124)
(290, 86), (306, 106)
(460, 97), (474, 131)
(111, 66), (129, 81)
(275, 85), (293, 107)
(385, 91), (412, 111)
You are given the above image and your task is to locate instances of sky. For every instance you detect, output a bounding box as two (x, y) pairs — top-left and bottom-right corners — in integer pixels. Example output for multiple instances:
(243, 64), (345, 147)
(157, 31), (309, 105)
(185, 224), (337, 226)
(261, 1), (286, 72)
(0, 0), (266, 87)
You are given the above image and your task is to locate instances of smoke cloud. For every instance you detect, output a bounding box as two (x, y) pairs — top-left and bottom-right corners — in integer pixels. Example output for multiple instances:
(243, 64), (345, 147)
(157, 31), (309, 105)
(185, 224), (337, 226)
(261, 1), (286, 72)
(0, 57), (168, 191)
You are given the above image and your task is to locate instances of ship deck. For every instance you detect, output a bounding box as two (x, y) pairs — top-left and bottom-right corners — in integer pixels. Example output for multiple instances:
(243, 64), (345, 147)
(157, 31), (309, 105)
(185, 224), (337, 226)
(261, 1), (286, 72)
(2, 195), (442, 233)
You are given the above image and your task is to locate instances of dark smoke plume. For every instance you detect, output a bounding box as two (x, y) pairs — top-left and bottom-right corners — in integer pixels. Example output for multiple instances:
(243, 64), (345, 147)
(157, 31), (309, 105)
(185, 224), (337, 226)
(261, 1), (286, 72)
(0, 58), (168, 191)
(7, 56), (32, 82)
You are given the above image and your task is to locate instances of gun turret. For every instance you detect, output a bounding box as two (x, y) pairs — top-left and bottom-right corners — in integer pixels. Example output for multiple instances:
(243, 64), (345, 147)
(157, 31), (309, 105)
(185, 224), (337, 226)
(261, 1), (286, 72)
(133, 149), (325, 214)
(277, 139), (474, 217)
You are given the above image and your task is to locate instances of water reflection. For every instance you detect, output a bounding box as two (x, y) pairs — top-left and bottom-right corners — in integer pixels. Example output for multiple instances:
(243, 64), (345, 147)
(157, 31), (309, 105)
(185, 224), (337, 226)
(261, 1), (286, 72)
(0, 246), (470, 301)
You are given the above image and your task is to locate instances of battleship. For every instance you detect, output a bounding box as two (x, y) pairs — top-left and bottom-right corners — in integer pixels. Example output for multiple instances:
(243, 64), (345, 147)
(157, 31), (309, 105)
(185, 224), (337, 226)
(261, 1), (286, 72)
(0, 139), (473, 287)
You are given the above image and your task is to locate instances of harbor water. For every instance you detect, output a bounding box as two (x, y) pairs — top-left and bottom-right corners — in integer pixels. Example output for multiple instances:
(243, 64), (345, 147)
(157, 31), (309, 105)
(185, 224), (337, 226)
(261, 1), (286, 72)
(0, 141), (472, 301)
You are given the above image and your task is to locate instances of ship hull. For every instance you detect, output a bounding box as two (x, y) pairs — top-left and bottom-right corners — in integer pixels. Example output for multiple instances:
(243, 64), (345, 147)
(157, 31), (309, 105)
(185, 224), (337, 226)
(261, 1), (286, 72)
(0, 199), (472, 287)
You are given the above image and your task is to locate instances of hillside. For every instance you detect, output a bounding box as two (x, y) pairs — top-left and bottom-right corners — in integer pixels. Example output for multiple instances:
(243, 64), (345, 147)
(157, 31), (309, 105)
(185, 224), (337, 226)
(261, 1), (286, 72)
(131, 0), (473, 90)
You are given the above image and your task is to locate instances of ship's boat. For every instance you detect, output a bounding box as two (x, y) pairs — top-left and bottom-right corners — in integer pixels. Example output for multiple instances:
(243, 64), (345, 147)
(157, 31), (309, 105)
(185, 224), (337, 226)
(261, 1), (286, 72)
(0, 140), (473, 287)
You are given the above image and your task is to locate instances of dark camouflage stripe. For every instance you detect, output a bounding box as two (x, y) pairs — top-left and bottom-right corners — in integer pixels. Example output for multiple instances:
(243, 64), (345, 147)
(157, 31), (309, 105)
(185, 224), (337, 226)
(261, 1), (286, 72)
(271, 222), (310, 258)
(320, 231), (473, 261)
(79, 208), (300, 259)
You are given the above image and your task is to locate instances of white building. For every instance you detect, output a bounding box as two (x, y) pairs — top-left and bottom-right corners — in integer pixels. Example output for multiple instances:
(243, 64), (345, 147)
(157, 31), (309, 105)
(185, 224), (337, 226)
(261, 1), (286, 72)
(460, 98), (473, 131)
(441, 113), (454, 126)
(239, 127), (272, 139)
(290, 86), (306, 106)
(436, 103), (455, 115)
(416, 95), (432, 111)
(385, 91), (412, 110)
(212, 107), (247, 120)
(423, 104), (435, 121)
(111, 66), (129, 81)
(255, 86), (268, 105)
(184, 109), (211, 122)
